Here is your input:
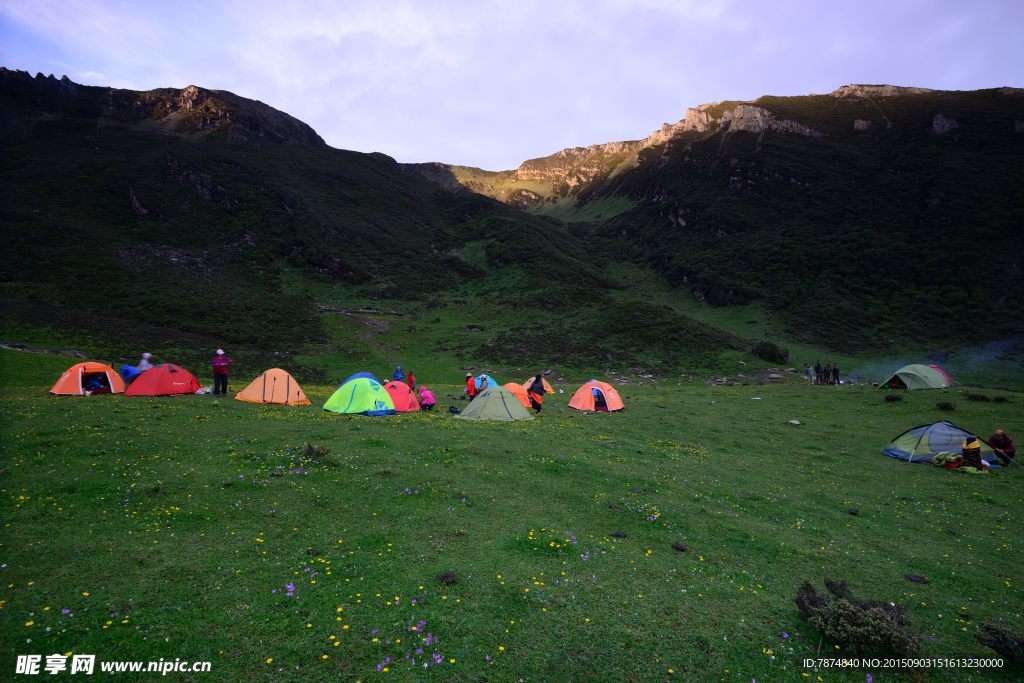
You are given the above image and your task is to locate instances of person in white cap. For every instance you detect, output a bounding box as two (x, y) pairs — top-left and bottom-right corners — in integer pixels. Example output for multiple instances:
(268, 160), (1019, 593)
(137, 352), (153, 372)
(211, 349), (233, 396)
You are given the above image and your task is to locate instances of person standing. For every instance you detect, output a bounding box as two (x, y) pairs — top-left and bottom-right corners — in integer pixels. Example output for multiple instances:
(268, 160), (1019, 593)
(804, 363), (813, 384)
(393, 365), (404, 382)
(528, 374), (547, 413)
(814, 361), (823, 385)
(137, 352), (154, 373)
(831, 363), (840, 386)
(405, 370), (417, 391)
(212, 349), (232, 396)
(465, 372), (476, 400)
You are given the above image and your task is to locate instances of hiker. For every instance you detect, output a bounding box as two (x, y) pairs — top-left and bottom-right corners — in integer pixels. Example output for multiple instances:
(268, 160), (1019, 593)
(137, 352), (154, 373)
(211, 349), (232, 396)
(831, 363), (840, 385)
(393, 365), (404, 382)
(803, 363), (813, 384)
(477, 375), (489, 392)
(418, 386), (436, 411)
(528, 374), (546, 413)
(405, 370), (416, 390)
(989, 429), (1016, 466)
(814, 360), (823, 385)
(83, 373), (109, 395)
(465, 373), (476, 400)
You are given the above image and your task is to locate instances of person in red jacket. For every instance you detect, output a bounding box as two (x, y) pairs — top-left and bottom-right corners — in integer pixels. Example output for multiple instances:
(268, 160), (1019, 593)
(465, 372), (476, 400)
(405, 370), (417, 391)
(211, 349), (232, 396)
(989, 429), (1016, 466)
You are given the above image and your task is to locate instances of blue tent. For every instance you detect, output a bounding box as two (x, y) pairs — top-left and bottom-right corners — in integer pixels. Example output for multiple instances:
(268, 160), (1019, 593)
(475, 374), (499, 392)
(882, 421), (999, 464)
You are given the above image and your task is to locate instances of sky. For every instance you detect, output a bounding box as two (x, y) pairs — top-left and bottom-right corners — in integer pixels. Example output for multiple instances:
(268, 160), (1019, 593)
(2, 0), (1022, 169)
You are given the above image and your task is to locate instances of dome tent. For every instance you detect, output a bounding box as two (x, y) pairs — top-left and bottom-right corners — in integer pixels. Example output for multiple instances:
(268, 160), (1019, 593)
(880, 364), (953, 390)
(455, 386), (533, 421)
(568, 380), (624, 412)
(383, 381), (420, 412)
(882, 421), (999, 464)
(474, 374), (499, 392)
(235, 368), (311, 406)
(125, 364), (200, 396)
(50, 362), (126, 395)
(502, 382), (532, 408)
(323, 373), (394, 416)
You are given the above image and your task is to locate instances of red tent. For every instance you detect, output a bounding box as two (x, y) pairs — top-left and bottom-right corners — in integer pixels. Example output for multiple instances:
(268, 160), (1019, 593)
(125, 364), (201, 397)
(383, 381), (420, 411)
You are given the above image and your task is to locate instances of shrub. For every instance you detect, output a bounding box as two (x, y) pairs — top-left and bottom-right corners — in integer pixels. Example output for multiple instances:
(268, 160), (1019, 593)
(751, 340), (789, 364)
(976, 622), (1024, 665)
(937, 402), (956, 411)
(965, 392), (991, 402)
(795, 579), (919, 656)
(884, 394), (903, 402)
(993, 396), (1011, 404)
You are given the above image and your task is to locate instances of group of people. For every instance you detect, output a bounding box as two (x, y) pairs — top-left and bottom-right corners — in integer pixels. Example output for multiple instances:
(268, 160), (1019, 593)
(804, 361), (841, 385)
(393, 366), (435, 410)
(464, 372), (547, 413)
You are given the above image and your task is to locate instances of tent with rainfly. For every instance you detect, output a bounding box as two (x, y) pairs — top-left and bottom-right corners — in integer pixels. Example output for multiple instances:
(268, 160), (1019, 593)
(125, 363), (200, 396)
(383, 381), (420, 412)
(568, 380), (624, 412)
(521, 376), (553, 394)
(235, 368), (310, 406)
(323, 372), (395, 416)
(50, 362), (126, 395)
(456, 386), (534, 421)
(879, 364), (953, 390)
(882, 421), (999, 464)
(503, 382), (532, 408)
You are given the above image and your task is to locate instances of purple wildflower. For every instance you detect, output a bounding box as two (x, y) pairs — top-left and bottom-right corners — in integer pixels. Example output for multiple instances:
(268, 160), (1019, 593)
(782, 632), (789, 639)
(866, 675), (873, 683)
(61, 608), (71, 615)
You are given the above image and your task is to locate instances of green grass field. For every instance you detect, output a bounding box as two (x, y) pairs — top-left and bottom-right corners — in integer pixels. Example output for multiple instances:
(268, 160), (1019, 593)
(1, 349), (1022, 681)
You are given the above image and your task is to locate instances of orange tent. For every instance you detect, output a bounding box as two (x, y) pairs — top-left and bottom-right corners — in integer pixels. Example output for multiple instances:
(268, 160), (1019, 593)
(383, 381), (420, 411)
(50, 362), (126, 395)
(568, 380), (624, 412)
(235, 368), (310, 405)
(125, 364), (200, 397)
(521, 376), (554, 394)
(503, 382), (532, 408)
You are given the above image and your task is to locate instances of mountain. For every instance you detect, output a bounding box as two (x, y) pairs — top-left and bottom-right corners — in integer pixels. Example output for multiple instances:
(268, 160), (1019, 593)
(0, 68), (738, 376)
(408, 85), (1024, 349)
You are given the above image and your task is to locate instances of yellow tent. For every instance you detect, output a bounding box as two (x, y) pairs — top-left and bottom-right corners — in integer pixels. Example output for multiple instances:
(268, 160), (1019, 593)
(235, 368), (310, 406)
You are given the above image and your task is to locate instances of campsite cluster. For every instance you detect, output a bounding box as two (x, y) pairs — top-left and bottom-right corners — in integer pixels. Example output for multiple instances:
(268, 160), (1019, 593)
(47, 358), (626, 421)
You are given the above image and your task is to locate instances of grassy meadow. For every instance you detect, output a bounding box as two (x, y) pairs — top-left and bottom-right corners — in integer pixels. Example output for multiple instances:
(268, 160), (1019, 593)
(1, 348), (1022, 681)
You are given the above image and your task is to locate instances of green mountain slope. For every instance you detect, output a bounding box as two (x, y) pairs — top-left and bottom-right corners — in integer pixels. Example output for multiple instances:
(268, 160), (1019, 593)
(0, 69), (738, 376)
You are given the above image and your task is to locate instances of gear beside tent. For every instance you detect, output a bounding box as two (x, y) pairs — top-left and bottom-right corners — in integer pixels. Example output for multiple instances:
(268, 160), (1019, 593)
(882, 421), (999, 464)
(235, 368), (310, 406)
(323, 373), (395, 416)
(568, 380), (624, 412)
(455, 386), (533, 421)
(879, 364), (953, 390)
(50, 362), (126, 395)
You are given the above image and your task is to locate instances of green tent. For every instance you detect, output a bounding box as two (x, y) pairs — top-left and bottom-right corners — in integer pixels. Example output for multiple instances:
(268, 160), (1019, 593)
(323, 373), (395, 415)
(455, 386), (534, 421)
(879, 364), (953, 390)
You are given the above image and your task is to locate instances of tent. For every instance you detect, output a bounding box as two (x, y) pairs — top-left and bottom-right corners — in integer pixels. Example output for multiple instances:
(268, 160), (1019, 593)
(125, 363), (200, 397)
(880, 364), (953, 390)
(521, 377), (554, 394)
(568, 379), (624, 412)
(475, 374), (499, 392)
(50, 362), (126, 395)
(323, 374), (395, 415)
(503, 382), (532, 408)
(235, 368), (310, 406)
(455, 386), (534, 421)
(882, 421), (999, 464)
(383, 381), (420, 412)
